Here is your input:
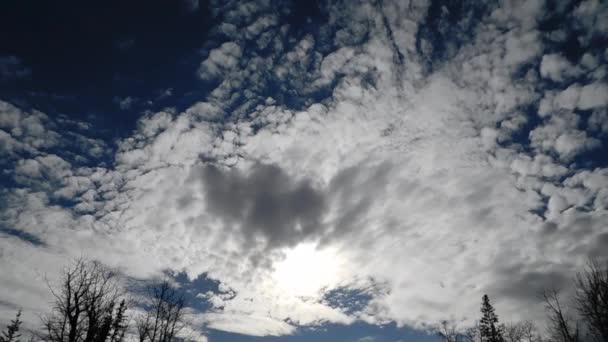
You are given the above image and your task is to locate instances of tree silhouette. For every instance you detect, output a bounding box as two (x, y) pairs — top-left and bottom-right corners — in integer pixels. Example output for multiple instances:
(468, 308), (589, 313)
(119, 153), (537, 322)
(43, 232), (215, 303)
(543, 289), (580, 342)
(41, 259), (128, 342)
(136, 281), (186, 342)
(574, 260), (608, 342)
(0, 311), (22, 342)
(503, 321), (542, 342)
(479, 295), (504, 342)
(437, 320), (463, 342)
(5, 257), (605, 342)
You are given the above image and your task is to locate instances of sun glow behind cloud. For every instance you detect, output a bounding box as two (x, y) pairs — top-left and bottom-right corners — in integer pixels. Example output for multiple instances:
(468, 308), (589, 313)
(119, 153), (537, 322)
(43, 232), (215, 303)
(272, 242), (346, 298)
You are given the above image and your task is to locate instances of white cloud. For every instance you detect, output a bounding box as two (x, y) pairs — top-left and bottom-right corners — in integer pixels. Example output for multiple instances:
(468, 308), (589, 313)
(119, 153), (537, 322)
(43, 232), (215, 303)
(540, 53), (581, 82)
(503, 30), (542, 67)
(588, 109), (608, 133)
(201, 313), (295, 337)
(115, 96), (136, 110)
(198, 42), (242, 81)
(529, 112), (601, 161)
(0, 101), (61, 156)
(356, 336), (376, 342)
(573, 0), (608, 46)
(578, 82), (608, 110)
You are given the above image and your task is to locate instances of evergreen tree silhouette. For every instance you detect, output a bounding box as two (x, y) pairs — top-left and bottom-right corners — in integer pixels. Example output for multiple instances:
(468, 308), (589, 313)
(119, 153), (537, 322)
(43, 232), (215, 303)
(0, 310), (22, 342)
(479, 295), (504, 342)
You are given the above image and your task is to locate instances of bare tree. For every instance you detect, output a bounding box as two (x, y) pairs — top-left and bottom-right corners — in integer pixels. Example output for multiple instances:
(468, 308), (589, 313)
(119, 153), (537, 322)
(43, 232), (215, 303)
(136, 282), (185, 342)
(574, 260), (608, 342)
(42, 259), (128, 342)
(464, 321), (482, 342)
(437, 320), (463, 342)
(520, 321), (543, 342)
(504, 321), (525, 342)
(503, 321), (542, 342)
(543, 289), (580, 342)
(1, 311), (23, 342)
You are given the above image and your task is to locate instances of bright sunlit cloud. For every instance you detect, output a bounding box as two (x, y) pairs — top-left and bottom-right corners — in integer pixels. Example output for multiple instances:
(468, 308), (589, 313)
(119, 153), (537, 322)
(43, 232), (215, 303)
(272, 242), (346, 298)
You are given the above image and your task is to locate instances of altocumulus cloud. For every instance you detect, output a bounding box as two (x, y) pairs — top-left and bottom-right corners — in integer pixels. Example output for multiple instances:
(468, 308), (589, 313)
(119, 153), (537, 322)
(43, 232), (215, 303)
(1, 0), (608, 339)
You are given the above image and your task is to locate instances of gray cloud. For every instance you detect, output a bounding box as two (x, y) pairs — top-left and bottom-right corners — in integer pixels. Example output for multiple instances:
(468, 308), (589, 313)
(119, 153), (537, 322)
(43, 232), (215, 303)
(200, 163), (328, 250)
(492, 265), (572, 304)
(323, 161), (394, 243)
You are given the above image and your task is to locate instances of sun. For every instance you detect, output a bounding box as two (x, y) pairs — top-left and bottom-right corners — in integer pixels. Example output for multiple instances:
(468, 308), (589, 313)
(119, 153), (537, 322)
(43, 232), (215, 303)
(272, 242), (345, 298)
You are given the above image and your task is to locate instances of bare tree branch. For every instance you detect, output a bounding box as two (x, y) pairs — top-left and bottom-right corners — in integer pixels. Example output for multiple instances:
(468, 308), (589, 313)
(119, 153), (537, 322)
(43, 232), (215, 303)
(574, 260), (608, 342)
(41, 259), (128, 342)
(543, 289), (580, 342)
(137, 281), (186, 342)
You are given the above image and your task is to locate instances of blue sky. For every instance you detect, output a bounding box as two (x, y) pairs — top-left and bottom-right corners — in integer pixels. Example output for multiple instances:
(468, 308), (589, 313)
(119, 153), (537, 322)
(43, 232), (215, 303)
(1, 0), (607, 341)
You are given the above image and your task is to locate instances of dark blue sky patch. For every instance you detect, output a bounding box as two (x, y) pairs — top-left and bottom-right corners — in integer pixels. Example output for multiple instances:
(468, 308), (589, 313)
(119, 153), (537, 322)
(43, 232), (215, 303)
(573, 109), (608, 169)
(537, 0), (606, 63)
(171, 271), (226, 312)
(127, 271), (223, 314)
(0, 0), (215, 136)
(416, 0), (498, 73)
(571, 142), (608, 170)
(0, 226), (45, 246)
(322, 286), (376, 315)
(284, 0), (327, 37)
(0, 0), (213, 96)
(0, 0), (341, 138)
(0, 0), (356, 145)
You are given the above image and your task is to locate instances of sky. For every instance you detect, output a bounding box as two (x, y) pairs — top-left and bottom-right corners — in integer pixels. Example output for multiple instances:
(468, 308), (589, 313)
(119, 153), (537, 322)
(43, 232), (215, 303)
(0, 0), (607, 341)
